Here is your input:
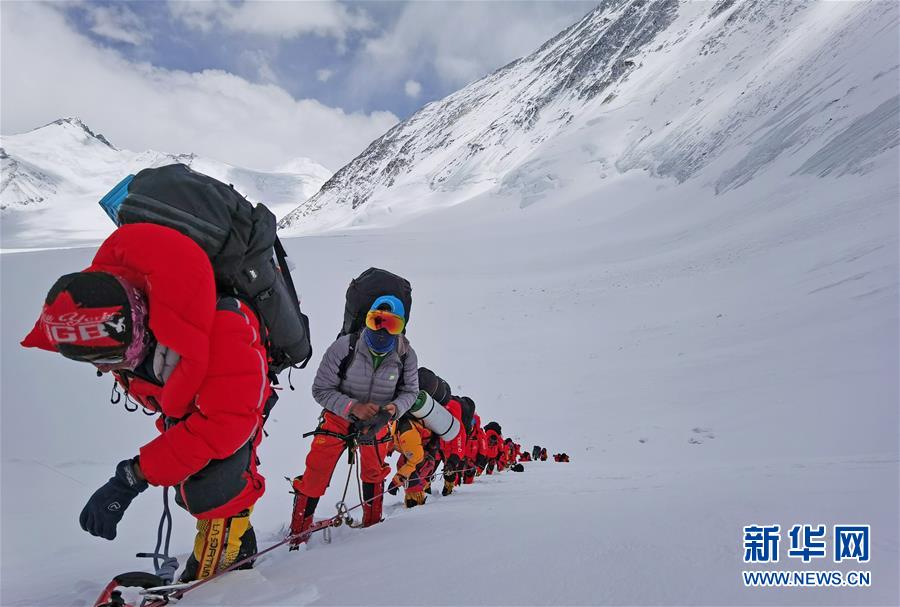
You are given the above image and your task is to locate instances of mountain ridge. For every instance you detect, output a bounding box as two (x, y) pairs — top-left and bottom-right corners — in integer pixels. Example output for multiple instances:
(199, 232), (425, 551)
(42, 117), (116, 149)
(279, 0), (898, 234)
(278, 0), (682, 231)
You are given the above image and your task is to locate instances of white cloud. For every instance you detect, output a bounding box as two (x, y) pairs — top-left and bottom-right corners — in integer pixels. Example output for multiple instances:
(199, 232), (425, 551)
(0, 3), (397, 170)
(238, 49), (279, 84)
(354, 2), (595, 93)
(316, 68), (334, 82)
(404, 79), (422, 98)
(84, 4), (151, 45)
(168, 0), (372, 41)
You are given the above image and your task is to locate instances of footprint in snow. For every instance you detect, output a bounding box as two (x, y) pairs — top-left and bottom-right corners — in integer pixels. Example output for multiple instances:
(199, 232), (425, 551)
(688, 427), (716, 444)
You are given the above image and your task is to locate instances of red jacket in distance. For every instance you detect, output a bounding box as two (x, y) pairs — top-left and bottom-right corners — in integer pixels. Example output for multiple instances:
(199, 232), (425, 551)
(501, 441), (518, 468)
(465, 413), (482, 462)
(440, 398), (467, 462)
(497, 449), (507, 469)
(482, 427), (502, 459)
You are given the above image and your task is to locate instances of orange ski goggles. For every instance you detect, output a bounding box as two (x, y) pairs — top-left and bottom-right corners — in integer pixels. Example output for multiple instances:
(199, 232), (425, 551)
(365, 309), (406, 335)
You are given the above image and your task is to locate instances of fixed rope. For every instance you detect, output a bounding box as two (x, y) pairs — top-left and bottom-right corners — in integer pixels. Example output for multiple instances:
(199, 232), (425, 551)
(133, 454), (503, 606)
(334, 439), (364, 528)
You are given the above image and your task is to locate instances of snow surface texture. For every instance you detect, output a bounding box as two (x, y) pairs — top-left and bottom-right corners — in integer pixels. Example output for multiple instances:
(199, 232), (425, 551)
(1, 1), (899, 605)
(2, 164), (898, 605)
(279, 0), (900, 236)
(0, 118), (332, 249)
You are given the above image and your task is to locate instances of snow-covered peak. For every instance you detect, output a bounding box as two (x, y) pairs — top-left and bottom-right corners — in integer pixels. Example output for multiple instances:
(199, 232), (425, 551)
(21, 116), (117, 150)
(0, 119), (332, 248)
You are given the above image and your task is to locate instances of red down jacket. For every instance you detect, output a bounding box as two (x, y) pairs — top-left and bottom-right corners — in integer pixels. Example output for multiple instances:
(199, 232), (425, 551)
(482, 425), (501, 459)
(466, 414), (482, 462)
(440, 398), (468, 461)
(22, 224), (269, 517)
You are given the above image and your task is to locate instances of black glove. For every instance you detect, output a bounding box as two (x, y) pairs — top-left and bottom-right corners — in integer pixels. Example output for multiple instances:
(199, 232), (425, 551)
(79, 458), (148, 540)
(387, 474), (406, 496)
(443, 454), (460, 484)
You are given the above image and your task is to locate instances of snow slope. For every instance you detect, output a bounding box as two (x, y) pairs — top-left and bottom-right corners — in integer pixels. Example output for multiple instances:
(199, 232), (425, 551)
(0, 118), (331, 249)
(280, 0), (899, 235)
(2, 159), (897, 604)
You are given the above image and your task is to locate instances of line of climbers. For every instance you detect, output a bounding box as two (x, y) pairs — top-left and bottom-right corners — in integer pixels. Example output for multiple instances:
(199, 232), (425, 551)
(287, 333), (529, 547)
(20, 162), (546, 590)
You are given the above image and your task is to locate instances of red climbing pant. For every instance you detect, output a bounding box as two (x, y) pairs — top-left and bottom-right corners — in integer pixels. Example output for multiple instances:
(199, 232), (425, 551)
(297, 412), (392, 498)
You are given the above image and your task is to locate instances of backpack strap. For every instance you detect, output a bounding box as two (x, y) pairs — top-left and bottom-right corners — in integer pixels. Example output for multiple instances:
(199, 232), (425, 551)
(216, 295), (245, 316)
(274, 237), (298, 303)
(273, 236), (313, 370)
(336, 331), (359, 383)
(393, 351), (408, 400)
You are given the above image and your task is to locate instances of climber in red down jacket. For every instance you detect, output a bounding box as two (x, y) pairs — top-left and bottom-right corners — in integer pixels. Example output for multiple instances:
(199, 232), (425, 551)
(480, 422), (503, 474)
(438, 396), (475, 495)
(497, 438), (510, 472)
(498, 438), (516, 471)
(510, 441), (523, 464)
(463, 407), (481, 485)
(21, 224), (270, 582)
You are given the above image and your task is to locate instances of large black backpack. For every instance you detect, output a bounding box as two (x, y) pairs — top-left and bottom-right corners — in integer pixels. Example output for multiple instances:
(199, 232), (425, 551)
(335, 267), (413, 395)
(340, 267), (411, 338)
(485, 421), (502, 436)
(99, 163), (312, 376)
(418, 367), (452, 406)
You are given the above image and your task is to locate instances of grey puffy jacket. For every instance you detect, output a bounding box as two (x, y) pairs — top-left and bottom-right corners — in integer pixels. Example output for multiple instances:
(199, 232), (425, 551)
(311, 332), (419, 420)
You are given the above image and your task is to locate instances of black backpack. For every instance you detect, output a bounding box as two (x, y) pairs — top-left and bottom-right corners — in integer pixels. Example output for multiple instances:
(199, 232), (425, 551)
(99, 163), (312, 376)
(335, 267), (413, 396)
(457, 396), (476, 434)
(340, 267), (411, 338)
(417, 367), (452, 406)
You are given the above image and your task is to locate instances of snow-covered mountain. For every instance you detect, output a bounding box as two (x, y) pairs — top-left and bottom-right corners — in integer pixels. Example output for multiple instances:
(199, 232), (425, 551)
(0, 118), (331, 249)
(280, 0), (899, 233)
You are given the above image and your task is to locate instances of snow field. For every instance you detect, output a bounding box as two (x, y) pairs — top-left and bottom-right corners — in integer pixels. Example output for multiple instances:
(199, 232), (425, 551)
(2, 157), (897, 604)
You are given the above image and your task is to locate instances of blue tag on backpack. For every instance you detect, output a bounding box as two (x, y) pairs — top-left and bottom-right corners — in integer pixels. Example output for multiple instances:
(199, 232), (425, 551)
(98, 174), (134, 226)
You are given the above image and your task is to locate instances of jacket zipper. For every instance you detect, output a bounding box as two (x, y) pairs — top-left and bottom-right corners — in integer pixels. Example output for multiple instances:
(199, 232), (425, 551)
(365, 342), (377, 403)
(352, 333), (400, 404)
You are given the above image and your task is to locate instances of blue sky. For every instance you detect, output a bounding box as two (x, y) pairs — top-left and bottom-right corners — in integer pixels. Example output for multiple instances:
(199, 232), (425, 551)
(2, 1), (595, 169)
(61, 1), (431, 116)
